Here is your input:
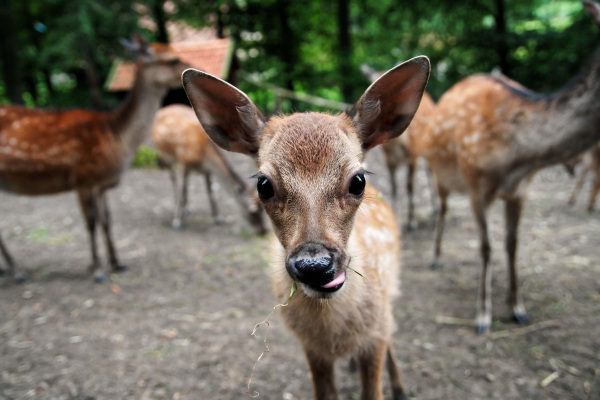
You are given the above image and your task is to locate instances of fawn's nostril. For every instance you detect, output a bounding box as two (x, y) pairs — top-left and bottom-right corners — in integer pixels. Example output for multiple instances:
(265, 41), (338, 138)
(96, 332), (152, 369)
(295, 257), (332, 271)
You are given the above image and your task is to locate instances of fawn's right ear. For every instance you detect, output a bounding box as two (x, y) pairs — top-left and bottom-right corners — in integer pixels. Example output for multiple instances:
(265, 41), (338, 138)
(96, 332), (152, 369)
(182, 69), (266, 156)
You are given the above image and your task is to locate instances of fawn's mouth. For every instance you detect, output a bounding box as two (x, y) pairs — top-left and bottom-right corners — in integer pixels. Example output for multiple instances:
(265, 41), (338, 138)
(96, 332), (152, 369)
(300, 270), (346, 298)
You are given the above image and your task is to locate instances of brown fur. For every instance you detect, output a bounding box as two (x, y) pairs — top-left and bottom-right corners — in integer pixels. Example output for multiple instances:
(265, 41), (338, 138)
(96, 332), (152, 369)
(151, 104), (265, 232)
(0, 36), (188, 282)
(182, 57), (430, 399)
(423, 1), (600, 332)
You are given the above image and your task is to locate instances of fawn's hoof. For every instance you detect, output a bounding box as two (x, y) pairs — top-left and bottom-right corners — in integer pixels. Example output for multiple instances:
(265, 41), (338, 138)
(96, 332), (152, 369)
(430, 261), (442, 270)
(513, 312), (530, 325)
(15, 273), (27, 284)
(393, 393), (407, 400)
(112, 264), (128, 273)
(172, 219), (183, 230)
(94, 274), (108, 284)
(476, 323), (490, 335)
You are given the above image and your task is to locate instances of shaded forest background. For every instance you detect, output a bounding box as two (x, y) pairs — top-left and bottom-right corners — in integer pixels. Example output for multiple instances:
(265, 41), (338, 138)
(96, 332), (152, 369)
(0, 0), (598, 114)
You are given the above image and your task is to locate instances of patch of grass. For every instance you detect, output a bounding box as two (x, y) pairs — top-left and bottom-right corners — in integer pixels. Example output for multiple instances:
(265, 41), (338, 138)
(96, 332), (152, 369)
(25, 227), (73, 245)
(131, 145), (159, 169)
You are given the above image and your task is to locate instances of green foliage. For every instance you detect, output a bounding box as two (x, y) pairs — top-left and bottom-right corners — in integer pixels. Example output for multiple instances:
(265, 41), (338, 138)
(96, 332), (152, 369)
(131, 146), (160, 169)
(1, 0), (597, 113)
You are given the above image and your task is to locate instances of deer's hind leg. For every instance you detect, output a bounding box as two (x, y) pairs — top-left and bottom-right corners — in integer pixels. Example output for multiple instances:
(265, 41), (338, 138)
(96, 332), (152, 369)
(97, 189), (126, 274)
(77, 188), (103, 282)
(0, 233), (25, 282)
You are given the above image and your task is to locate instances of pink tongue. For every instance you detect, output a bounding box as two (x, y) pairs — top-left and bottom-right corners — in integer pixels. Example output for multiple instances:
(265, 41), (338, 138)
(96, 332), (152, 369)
(321, 271), (346, 289)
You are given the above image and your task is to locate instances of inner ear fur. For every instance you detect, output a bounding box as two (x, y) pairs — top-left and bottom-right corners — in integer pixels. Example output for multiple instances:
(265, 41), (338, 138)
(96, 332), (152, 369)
(351, 56), (430, 150)
(182, 69), (266, 156)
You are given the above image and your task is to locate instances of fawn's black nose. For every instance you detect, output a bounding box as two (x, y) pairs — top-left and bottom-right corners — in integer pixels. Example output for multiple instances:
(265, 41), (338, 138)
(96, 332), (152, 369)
(287, 243), (338, 290)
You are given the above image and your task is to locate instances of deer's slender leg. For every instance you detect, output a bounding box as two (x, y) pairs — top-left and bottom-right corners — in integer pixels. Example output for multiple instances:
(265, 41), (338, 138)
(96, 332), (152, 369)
(172, 164), (189, 230)
(305, 350), (337, 400)
(470, 193), (493, 334)
(204, 171), (223, 224)
(431, 185), (449, 270)
(386, 346), (406, 400)
(505, 196), (529, 325)
(425, 166), (439, 216)
(588, 167), (600, 212)
(357, 340), (387, 400)
(386, 161), (398, 204)
(96, 189), (126, 275)
(168, 163), (179, 206)
(77, 189), (103, 282)
(406, 161), (417, 231)
(568, 163), (589, 205)
(0, 234), (24, 282)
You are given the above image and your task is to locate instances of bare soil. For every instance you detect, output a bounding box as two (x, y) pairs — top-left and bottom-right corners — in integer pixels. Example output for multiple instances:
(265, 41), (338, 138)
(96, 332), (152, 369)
(1, 148), (599, 400)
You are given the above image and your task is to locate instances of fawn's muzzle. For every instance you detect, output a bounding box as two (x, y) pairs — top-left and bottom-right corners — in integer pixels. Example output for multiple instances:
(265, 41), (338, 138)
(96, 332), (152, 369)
(287, 243), (345, 293)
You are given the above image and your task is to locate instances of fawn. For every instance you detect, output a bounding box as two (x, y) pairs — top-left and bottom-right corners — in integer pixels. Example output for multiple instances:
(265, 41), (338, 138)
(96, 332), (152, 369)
(152, 104), (265, 233)
(423, 0), (600, 333)
(0, 35), (188, 282)
(183, 57), (430, 399)
(361, 64), (437, 230)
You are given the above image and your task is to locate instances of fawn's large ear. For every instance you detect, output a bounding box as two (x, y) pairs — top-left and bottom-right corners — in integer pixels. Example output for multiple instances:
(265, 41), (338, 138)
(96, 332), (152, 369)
(583, 0), (600, 27)
(350, 56), (430, 150)
(182, 69), (266, 156)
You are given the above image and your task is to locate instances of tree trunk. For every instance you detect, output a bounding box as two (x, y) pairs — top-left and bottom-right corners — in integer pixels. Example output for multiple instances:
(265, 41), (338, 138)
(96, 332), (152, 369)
(494, 0), (511, 76)
(0, 1), (24, 104)
(337, 0), (353, 103)
(152, 0), (169, 44)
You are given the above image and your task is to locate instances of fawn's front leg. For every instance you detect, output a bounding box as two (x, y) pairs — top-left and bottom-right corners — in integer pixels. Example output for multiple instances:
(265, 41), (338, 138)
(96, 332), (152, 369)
(305, 349), (337, 400)
(358, 339), (388, 400)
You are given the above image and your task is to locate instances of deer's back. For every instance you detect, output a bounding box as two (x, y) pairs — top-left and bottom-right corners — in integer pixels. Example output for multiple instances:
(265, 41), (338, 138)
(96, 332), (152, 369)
(152, 105), (211, 168)
(0, 105), (124, 195)
(272, 184), (400, 357)
(424, 75), (539, 192)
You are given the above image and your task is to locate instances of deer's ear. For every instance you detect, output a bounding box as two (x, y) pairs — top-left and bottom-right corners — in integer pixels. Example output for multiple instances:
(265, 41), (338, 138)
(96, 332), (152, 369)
(182, 69), (266, 156)
(351, 56), (430, 150)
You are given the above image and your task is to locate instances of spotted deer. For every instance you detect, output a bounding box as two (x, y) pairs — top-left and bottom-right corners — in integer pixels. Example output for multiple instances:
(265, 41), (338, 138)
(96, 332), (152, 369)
(0, 35), (188, 282)
(183, 57), (430, 400)
(423, 0), (600, 333)
(568, 143), (600, 212)
(361, 64), (436, 230)
(151, 104), (265, 233)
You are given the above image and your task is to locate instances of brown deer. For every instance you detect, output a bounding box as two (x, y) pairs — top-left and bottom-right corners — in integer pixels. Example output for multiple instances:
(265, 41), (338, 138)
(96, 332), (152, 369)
(361, 64), (437, 230)
(182, 57), (430, 400)
(0, 35), (188, 282)
(423, 0), (600, 333)
(151, 104), (265, 233)
(568, 143), (600, 212)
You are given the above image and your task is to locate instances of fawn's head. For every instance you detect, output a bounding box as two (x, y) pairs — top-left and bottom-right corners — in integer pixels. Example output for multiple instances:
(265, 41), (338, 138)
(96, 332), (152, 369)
(183, 57), (429, 298)
(121, 34), (187, 89)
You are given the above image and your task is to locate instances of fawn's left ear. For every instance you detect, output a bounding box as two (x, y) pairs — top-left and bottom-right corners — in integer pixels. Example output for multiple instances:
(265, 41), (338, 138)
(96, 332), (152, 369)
(350, 56), (430, 150)
(182, 68), (266, 156)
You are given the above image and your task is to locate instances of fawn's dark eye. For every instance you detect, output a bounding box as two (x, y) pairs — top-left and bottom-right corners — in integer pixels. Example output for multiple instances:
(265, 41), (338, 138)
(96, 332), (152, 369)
(257, 177), (275, 200)
(348, 173), (366, 196)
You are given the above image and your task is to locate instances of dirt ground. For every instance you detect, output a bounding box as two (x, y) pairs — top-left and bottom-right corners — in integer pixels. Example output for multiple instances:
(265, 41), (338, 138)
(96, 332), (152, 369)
(0, 147), (599, 400)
